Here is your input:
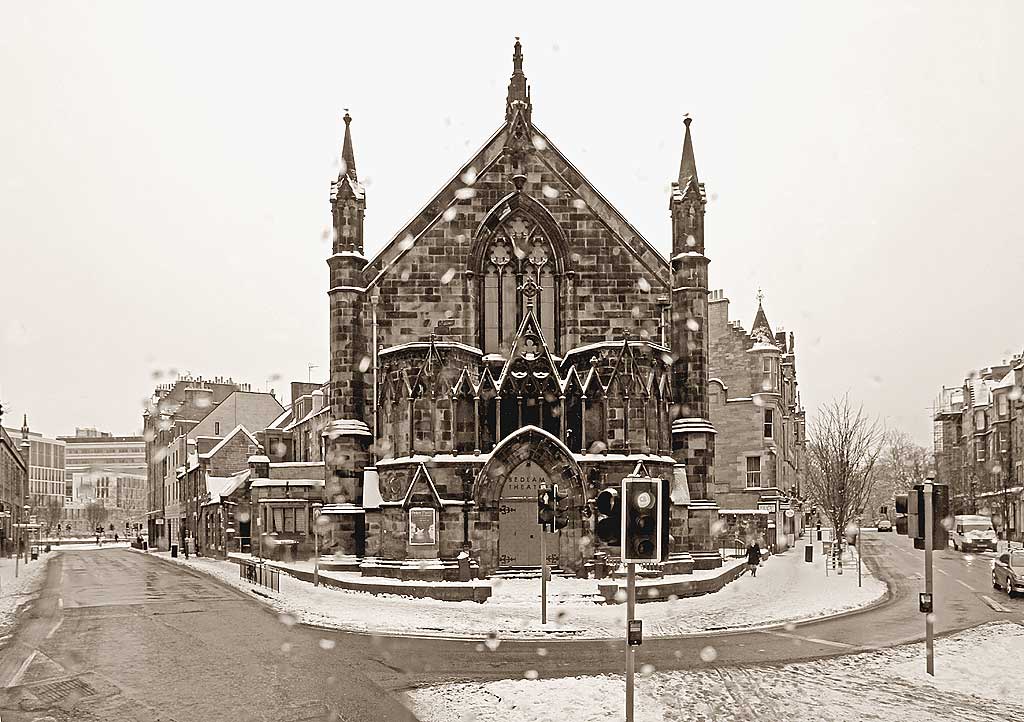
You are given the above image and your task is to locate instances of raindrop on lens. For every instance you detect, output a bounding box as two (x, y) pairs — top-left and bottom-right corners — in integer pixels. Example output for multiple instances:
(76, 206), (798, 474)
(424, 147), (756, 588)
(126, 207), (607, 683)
(700, 646), (718, 662)
(524, 670), (539, 679)
(536, 647), (548, 657)
(358, 356), (371, 373)
(319, 639), (336, 650)
(440, 268), (457, 285)
(640, 663), (655, 677)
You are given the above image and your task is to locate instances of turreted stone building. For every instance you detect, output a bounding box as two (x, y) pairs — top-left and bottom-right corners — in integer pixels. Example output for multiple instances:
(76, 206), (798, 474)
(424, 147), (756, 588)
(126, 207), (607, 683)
(320, 40), (722, 579)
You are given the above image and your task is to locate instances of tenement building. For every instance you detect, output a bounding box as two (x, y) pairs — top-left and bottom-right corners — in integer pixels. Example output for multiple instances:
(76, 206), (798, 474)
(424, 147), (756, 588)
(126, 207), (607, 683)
(934, 352), (1023, 542)
(143, 375), (283, 550)
(707, 290), (807, 550)
(0, 412), (29, 556)
(317, 40), (723, 579)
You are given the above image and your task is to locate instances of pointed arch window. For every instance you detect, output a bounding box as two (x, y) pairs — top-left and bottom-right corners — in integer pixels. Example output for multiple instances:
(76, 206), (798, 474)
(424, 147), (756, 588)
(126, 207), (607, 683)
(480, 214), (558, 354)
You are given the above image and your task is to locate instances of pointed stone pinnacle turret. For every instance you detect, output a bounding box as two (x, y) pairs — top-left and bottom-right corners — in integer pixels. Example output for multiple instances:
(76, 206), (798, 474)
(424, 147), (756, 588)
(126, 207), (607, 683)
(750, 294), (777, 347)
(678, 115), (699, 190)
(505, 37), (532, 124)
(341, 110), (357, 181)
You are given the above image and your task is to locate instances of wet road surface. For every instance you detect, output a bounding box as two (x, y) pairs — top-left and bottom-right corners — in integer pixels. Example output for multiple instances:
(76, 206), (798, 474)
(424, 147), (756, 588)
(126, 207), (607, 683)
(4, 533), (1024, 718)
(0, 549), (419, 722)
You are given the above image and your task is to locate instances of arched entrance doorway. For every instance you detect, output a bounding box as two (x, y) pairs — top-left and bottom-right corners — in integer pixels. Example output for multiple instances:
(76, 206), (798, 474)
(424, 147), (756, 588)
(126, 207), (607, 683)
(496, 459), (559, 566)
(475, 426), (588, 572)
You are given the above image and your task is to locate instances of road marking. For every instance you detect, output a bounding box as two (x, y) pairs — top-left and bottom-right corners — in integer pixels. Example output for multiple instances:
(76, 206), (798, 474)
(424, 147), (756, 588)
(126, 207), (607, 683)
(764, 631), (857, 649)
(6, 650), (36, 688)
(955, 579), (976, 591)
(981, 595), (1012, 612)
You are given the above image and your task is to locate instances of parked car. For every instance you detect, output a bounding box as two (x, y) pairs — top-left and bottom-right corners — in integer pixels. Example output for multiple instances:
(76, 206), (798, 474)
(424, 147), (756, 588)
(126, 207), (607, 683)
(992, 550), (1024, 597)
(875, 519), (893, 532)
(952, 514), (997, 552)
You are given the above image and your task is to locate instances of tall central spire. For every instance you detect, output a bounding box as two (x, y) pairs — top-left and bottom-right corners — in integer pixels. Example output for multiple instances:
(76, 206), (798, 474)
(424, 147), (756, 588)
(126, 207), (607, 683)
(505, 37), (532, 124)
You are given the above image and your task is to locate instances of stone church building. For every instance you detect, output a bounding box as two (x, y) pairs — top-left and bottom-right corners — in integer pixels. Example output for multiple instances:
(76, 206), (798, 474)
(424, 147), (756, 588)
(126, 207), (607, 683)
(320, 40), (724, 579)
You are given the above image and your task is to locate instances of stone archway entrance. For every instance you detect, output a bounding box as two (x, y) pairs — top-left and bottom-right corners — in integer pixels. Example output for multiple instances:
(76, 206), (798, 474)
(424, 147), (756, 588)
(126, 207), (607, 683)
(496, 459), (559, 567)
(476, 426), (588, 572)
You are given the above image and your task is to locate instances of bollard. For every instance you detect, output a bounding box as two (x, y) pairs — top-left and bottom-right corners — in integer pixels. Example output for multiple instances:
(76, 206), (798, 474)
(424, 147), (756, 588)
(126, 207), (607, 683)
(804, 544), (814, 563)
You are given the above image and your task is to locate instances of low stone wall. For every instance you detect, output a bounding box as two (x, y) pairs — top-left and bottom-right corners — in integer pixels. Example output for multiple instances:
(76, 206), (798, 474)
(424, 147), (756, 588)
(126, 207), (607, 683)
(597, 559), (746, 603)
(227, 557), (491, 603)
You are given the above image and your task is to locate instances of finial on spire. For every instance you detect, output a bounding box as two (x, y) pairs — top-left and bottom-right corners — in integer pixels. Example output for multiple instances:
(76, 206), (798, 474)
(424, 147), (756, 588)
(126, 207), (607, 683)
(756, 287), (764, 305)
(340, 109), (357, 180)
(505, 37), (532, 124)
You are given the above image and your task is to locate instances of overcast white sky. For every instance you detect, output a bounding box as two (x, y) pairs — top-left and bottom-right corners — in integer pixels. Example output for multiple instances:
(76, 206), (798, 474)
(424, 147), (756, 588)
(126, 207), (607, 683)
(1, 1), (1022, 444)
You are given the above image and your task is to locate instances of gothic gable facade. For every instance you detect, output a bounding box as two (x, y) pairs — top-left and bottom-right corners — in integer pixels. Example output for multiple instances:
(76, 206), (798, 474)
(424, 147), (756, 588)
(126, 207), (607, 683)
(321, 40), (722, 578)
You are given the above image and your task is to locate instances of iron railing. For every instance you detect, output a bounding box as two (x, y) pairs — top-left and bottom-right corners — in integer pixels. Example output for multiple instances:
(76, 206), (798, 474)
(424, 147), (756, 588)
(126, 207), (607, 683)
(238, 558), (280, 592)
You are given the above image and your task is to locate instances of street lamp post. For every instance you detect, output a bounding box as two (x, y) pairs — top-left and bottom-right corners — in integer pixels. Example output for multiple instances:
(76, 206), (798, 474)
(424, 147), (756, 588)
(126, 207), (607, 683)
(312, 502), (323, 587)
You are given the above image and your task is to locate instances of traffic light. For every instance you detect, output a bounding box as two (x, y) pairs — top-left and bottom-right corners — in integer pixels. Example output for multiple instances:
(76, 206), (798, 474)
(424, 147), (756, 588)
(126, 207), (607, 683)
(660, 477), (672, 559)
(910, 482), (950, 550)
(552, 484), (570, 531)
(537, 488), (554, 531)
(594, 487), (621, 545)
(622, 476), (663, 563)
(932, 483), (951, 550)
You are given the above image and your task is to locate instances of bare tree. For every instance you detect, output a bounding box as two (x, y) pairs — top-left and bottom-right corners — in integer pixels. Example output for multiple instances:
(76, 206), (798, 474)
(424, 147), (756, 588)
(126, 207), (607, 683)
(805, 395), (887, 555)
(84, 500), (108, 533)
(865, 430), (931, 521)
(39, 496), (65, 536)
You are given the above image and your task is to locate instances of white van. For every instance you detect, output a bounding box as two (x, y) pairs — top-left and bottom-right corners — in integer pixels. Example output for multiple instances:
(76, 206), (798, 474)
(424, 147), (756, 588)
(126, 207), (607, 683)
(952, 515), (997, 553)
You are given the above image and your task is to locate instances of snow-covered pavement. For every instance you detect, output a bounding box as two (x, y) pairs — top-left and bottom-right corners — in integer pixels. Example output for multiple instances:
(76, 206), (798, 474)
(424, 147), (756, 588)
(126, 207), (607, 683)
(0, 553), (49, 636)
(408, 622), (1024, 722)
(136, 537), (886, 639)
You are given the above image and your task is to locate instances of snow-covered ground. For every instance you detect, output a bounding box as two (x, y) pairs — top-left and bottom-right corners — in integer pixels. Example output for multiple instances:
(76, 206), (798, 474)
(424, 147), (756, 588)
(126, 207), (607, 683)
(136, 538), (885, 639)
(0, 553), (50, 636)
(409, 622), (1024, 722)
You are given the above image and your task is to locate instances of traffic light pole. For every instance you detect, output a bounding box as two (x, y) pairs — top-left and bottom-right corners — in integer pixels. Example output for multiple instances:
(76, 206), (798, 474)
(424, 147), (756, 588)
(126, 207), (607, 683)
(540, 526), (548, 625)
(625, 561), (636, 722)
(924, 480), (934, 676)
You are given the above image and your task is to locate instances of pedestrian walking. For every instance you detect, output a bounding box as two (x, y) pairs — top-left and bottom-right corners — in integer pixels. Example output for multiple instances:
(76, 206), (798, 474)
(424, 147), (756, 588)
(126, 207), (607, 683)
(183, 534), (190, 559)
(746, 540), (762, 577)
(114, 533), (119, 543)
